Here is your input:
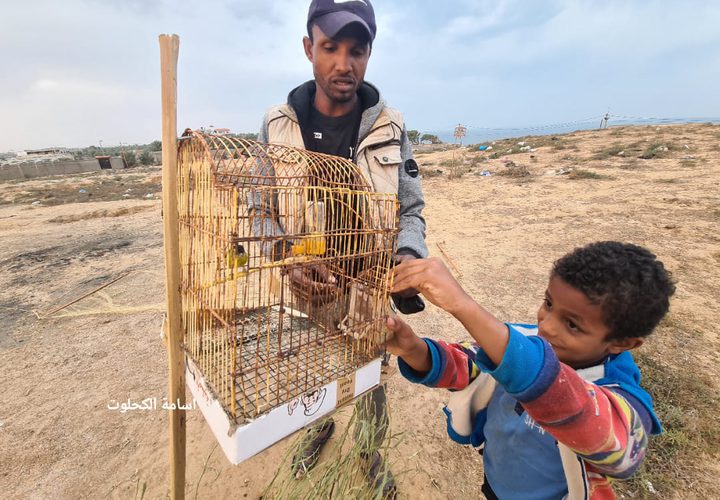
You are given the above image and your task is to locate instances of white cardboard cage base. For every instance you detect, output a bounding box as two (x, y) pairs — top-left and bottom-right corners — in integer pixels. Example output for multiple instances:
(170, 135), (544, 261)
(186, 356), (382, 464)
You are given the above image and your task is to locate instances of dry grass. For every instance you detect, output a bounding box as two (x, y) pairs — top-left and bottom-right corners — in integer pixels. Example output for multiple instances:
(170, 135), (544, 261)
(592, 143), (626, 160)
(615, 333), (720, 498)
(496, 162), (531, 178)
(0, 168), (161, 206)
(264, 398), (402, 500)
(420, 167), (443, 178)
(639, 142), (679, 160)
(567, 169), (612, 180)
(592, 141), (648, 161)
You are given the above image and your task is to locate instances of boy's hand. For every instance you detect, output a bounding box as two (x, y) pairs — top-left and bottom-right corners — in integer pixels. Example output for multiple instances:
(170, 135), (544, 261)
(384, 316), (431, 373)
(392, 257), (471, 316)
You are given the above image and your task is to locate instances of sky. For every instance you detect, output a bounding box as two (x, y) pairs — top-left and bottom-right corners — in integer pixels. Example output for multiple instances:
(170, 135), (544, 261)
(1, 0), (719, 151)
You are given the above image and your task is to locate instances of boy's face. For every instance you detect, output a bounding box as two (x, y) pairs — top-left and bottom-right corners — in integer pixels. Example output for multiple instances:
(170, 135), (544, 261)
(537, 276), (642, 368)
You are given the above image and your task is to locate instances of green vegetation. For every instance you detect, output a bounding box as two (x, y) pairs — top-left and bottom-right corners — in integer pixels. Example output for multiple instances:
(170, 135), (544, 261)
(122, 151), (137, 167)
(420, 167), (443, 178)
(591, 143), (625, 160)
(567, 169), (612, 180)
(616, 336), (720, 498)
(265, 402), (402, 500)
(232, 132), (259, 141)
(447, 166), (472, 179)
(496, 162), (530, 178)
(146, 140), (162, 152)
(619, 159), (642, 170)
(420, 133), (442, 145)
(477, 134), (575, 158)
(74, 142), (157, 161)
(593, 141), (641, 159)
(138, 150), (154, 166)
(639, 142), (678, 159)
(72, 133), (256, 161)
(407, 130), (421, 145)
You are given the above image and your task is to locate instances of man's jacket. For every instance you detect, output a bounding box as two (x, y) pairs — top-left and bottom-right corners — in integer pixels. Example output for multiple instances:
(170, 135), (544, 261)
(259, 80), (428, 259)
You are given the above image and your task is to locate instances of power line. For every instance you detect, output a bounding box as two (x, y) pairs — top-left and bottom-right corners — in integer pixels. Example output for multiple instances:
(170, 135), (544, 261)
(450, 115), (603, 133)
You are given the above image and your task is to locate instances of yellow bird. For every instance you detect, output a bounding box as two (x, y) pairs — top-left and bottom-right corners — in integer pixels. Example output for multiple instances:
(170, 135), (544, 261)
(226, 243), (248, 269)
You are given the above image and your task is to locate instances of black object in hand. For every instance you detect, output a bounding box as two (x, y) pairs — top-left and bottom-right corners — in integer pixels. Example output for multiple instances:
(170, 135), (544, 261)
(391, 294), (425, 315)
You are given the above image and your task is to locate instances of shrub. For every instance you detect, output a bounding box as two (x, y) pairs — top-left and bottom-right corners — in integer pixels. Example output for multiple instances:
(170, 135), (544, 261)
(122, 151), (137, 167)
(139, 150), (154, 166)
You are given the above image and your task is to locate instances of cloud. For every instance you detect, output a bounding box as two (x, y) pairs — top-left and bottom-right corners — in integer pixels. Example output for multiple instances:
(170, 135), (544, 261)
(30, 78), (125, 98)
(0, 0), (719, 150)
(373, 0), (720, 128)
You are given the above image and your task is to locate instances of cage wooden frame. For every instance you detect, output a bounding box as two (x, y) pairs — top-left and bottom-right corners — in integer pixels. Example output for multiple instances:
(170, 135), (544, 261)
(177, 131), (399, 426)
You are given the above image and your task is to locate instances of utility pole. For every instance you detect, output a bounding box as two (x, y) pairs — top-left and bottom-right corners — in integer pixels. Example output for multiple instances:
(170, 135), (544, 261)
(599, 113), (610, 129)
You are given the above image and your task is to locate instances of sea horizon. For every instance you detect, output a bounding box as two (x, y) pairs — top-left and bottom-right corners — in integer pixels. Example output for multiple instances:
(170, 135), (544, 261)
(431, 115), (720, 145)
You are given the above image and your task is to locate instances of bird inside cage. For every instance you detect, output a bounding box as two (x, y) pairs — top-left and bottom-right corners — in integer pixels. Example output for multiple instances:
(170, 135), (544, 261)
(177, 133), (397, 426)
(246, 145), (395, 339)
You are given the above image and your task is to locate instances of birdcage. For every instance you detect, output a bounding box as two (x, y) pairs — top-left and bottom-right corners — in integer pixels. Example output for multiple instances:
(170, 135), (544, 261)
(176, 131), (398, 463)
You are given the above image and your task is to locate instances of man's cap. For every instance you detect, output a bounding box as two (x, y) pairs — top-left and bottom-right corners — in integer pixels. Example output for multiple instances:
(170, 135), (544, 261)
(307, 0), (376, 42)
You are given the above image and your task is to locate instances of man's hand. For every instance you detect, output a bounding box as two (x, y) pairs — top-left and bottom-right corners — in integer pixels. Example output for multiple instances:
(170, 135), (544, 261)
(393, 253), (419, 298)
(286, 263), (339, 307)
(392, 257), (471, 316)
(384, 316), (431, 373)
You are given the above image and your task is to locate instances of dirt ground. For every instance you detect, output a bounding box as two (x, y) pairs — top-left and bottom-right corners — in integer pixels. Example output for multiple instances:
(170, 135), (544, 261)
(1, 123), (719, 499)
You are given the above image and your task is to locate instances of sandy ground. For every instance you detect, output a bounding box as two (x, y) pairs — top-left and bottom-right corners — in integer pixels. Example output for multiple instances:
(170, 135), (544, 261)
(1, 123), (719, 499)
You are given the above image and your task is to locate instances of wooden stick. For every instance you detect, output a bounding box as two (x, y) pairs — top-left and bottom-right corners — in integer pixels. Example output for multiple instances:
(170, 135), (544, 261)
(436, 241), (463, 278)
(159, 33), (185, 500)
(42, 271), (130, 317)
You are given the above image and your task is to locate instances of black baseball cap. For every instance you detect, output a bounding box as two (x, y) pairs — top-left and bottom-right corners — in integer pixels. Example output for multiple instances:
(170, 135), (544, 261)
(307, 0), (376, 42)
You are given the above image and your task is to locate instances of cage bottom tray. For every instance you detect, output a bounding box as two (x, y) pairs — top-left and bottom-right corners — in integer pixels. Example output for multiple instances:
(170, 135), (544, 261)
(186, 353), (381, 465)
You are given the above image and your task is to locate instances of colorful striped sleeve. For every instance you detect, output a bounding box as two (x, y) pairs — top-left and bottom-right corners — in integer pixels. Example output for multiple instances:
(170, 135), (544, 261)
(480, 325), (650, 479)
(397, 338), (489, 390)
(523, 365), (649, 479)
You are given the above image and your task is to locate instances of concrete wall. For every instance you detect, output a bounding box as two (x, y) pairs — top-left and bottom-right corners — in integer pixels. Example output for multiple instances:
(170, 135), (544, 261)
(110, 157), (125, 169)
(0, 157), (127, 182)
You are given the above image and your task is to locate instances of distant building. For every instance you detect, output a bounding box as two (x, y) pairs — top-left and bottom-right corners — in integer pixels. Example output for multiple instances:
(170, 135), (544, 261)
(19, 147), (73, 164)
(26, 147), (70, 156)
(201, 126), (232, 136)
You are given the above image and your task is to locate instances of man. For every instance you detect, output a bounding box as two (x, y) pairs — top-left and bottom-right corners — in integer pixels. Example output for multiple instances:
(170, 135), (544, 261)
(258, 0), (428, 496)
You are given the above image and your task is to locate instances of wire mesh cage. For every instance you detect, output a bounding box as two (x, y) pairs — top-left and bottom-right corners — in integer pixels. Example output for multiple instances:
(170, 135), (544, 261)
(177, 131), (398, 438)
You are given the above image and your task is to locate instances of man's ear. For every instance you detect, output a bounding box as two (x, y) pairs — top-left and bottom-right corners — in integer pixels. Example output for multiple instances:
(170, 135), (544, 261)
(608, 337), (644, 354)
(303, 36), (313, 63)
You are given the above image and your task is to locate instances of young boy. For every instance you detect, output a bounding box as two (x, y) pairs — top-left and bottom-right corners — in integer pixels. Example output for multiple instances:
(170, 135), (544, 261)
(386, 241), (675, 499)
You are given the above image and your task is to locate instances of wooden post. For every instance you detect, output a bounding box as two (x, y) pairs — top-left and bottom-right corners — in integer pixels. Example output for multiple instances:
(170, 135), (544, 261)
(159, 33), (185, 500)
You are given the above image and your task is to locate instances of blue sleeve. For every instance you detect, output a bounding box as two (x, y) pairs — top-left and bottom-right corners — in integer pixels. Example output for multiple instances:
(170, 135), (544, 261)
(475, 324), (559, 400)
(398, 338), (443, 386)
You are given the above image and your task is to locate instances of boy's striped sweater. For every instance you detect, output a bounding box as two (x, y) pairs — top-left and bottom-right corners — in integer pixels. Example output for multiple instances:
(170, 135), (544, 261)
(399, 324), (661, 499)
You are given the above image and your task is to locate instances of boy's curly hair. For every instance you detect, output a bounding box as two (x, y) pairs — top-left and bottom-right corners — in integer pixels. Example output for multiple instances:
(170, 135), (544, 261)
(552, 241), (676, 340)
